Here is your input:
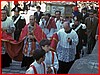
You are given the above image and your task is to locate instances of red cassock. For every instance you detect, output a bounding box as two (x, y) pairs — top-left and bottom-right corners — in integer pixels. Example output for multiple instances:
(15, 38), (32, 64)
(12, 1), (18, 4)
(1, 23), (47, 61)
(50, 33), (59, 52)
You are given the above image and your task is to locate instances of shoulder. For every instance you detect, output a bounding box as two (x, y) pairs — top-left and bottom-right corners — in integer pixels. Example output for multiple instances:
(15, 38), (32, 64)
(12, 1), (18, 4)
(34, 12), (37, 14)
(85, 17), (89, 20)
(57, 28), (65, 35)
(26, 67), (34, 74)
(40, 11), (43, 13)
(57, 28), (64, 33)
(71, 29), (77, 34)
(49, 51), (56, 54)
(50, 17), (55, 21)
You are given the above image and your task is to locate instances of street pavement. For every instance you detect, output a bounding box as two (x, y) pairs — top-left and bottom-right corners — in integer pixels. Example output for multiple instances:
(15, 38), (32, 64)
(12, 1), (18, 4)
(68, 41), (98, 74)
(2, 60), (26, 74)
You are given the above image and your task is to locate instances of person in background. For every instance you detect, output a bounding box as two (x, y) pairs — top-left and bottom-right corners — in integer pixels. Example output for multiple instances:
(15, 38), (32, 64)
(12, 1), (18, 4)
(39, 13), (57, 39)
(70, 19), (87, 59)
(85, 10), (98, 54)
(80, 8), (89, 24)
(1, 9), (15, 68)
(11, 6), (26, 41)
(56, 22), (78, 73)
(34, 6), (43, 25)
(54, 11), (63, 31)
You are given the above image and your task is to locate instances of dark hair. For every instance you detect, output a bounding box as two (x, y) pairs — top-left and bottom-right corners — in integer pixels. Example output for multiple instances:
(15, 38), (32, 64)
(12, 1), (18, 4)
(36, 6), (41, 9)
(45, 13), (51, 17)
(89, 10), (94, 14)
(82, 8), (87, 11)
(33, 48), (46, 61)
(39, 39), (51, 47)
(55, 10), (61, 15)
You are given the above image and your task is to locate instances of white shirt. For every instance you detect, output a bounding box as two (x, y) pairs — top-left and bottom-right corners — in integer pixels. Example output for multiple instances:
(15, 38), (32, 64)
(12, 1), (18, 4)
(26, 60), (47, 74)
(2, 17), (15, 54)
(55, 18), (63, 31)
(37, 11), (40, 16)
(1, 17), (15, 33)
(44, 51), (59, 74)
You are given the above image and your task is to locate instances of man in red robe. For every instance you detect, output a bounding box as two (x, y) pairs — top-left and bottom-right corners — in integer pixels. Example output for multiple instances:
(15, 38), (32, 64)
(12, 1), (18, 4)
(1, 15), (46, 61)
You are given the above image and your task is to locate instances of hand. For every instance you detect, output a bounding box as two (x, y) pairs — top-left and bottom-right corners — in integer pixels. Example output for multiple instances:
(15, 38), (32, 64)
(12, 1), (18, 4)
(47, 67), (52, 74)
(67, 38), (71, 42)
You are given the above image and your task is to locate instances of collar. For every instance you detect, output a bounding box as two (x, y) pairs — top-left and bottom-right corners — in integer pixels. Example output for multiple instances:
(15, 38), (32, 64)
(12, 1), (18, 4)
(65, 28), (72, 33)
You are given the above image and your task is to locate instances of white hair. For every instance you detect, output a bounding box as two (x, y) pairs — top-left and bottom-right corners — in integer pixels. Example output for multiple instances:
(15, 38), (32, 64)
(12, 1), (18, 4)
(63, 21), (70, 27)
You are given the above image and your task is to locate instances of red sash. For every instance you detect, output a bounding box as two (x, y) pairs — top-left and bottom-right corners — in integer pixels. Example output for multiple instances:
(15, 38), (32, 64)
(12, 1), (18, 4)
(52, 52), (54, 64)
(30, 62), (45, 74)
(50, 33), (58, 51)
(30, 65), (37, 74)
(42, 62), (45, 74)
(51, 52), (56, 74)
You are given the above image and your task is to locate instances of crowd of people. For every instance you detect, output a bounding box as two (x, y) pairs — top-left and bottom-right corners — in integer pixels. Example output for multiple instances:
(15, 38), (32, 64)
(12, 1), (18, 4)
(1, 1), (98, 74)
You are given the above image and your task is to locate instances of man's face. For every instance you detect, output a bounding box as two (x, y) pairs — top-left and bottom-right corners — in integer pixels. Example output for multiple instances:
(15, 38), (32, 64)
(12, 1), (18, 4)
(89, 12), (94, 18)
(29, 16), (35, 25)
(40, 55), (45, 62)
(1, 10), (7, 20)
(42, 45), (50, 53)
(55, 12), (61, 18)
(14, 11), (19, 16)
(37, 8), (40, 11)
(82, 10), (86, 13)
(74, 21), (79, 26)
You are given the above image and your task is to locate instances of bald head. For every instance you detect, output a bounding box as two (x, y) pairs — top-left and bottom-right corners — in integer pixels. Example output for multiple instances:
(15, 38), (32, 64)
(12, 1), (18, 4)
(63, 21), (70, 31)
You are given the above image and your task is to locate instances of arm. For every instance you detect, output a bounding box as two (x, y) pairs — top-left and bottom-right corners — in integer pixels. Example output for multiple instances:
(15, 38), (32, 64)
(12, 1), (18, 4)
(51, 52), (59, 73)
(26, 67), (34, 74)
(72, 31), (79, 46)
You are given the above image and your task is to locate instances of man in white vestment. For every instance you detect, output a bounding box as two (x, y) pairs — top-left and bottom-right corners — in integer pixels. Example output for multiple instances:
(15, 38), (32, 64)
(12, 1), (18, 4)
(1, 9), (15, 68)
(55, 11), (63, 31)
(56, 22), (78, 74)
